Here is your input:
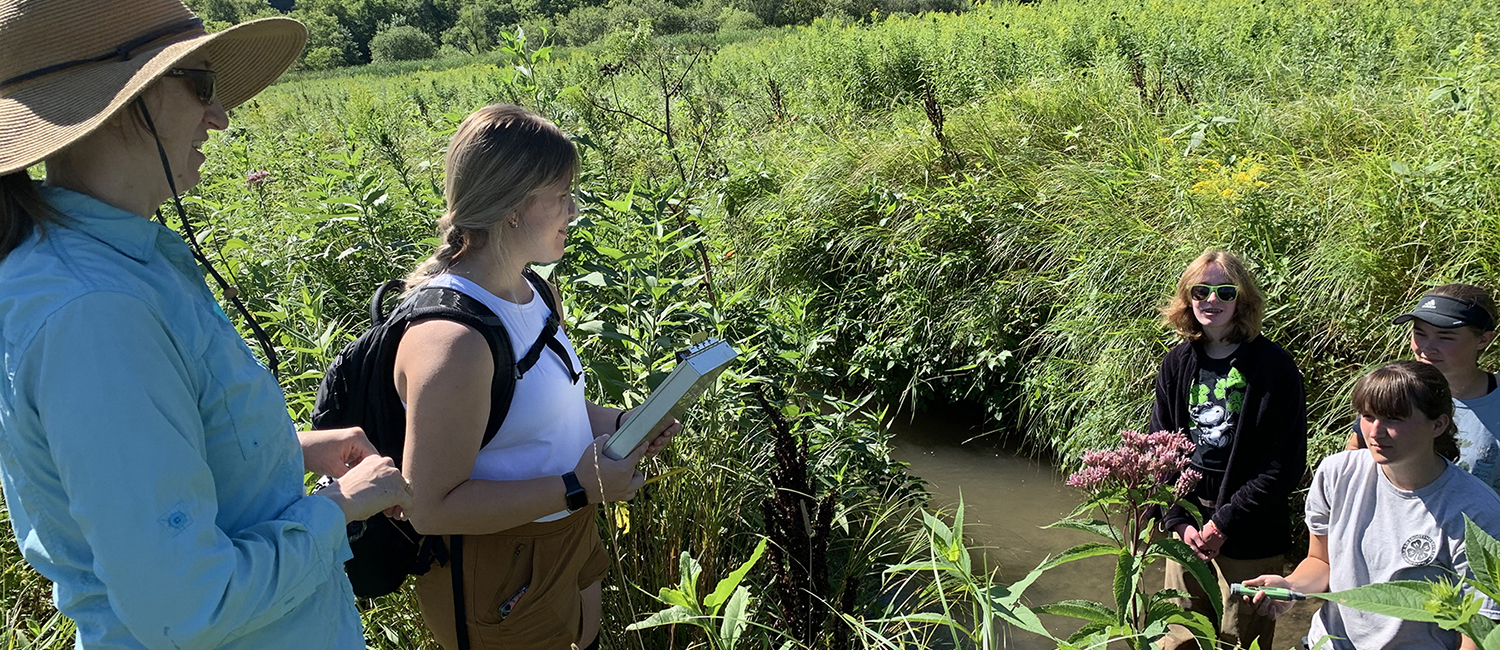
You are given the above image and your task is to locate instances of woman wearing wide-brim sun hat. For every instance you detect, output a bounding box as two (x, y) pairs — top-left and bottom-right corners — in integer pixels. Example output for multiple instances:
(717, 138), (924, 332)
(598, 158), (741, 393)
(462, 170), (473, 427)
(0, 1), (411, 649)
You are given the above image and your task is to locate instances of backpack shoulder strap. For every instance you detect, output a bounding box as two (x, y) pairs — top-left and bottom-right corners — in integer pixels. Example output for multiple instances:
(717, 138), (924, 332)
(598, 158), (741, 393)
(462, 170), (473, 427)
(392, 287), (516, 450)
(514, 269), (581, 385)
(523, 268), (562, 323)
(371, 279), (409, 326)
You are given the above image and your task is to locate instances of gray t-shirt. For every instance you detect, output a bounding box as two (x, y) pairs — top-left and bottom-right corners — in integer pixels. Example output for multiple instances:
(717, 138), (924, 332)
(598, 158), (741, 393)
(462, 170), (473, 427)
(1455, 377), (1500, 492)
(1308, 450), (1500, 649)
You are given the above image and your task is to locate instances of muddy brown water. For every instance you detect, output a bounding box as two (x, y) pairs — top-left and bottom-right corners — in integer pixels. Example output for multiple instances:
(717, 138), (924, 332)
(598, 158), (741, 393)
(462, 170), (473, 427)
(887, 407), (1316, 649)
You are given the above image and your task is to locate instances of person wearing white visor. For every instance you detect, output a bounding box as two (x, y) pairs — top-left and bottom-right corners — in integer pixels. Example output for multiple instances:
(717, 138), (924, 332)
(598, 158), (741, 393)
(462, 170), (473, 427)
(1346, 285), (1500, 494)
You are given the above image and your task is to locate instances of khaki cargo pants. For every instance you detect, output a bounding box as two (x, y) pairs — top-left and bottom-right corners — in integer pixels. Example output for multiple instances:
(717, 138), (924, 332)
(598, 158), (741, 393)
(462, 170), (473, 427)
(415, 508), (609, 650)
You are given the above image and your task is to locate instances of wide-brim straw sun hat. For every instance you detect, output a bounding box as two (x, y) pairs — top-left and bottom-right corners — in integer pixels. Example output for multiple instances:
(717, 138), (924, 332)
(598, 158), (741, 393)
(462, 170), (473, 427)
(0, 0), (307, 176)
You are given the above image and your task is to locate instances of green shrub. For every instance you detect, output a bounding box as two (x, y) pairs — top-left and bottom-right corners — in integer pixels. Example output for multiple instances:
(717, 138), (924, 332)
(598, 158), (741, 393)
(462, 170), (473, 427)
(556, 5), (614, 45)
(300, 46), (346, 71)
(606, 0), (691, 35)
(440, 0), (521, 53)
(716, 7), (763, 31)
(292, 9), (356, 70)
(369, 24), (438, 62)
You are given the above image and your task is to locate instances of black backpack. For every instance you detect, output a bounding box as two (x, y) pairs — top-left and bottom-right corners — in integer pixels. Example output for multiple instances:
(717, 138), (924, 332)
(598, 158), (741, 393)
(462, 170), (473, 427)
(311, 268), (577, 648)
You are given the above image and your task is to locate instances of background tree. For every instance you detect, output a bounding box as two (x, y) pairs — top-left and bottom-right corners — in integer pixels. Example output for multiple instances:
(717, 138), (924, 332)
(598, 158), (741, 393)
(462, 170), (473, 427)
(292, 9), (359, 71)
(370, 23), (439, 61)
(440, 0), (518, 53)
(184, 0), (278, 30)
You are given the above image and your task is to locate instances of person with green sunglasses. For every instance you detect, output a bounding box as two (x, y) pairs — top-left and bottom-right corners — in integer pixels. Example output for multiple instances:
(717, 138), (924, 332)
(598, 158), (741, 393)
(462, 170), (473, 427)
(1148, 249), (1308, 650)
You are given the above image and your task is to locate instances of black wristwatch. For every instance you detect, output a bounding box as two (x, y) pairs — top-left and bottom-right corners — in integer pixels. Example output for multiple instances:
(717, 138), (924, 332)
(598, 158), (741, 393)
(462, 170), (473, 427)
(562, 471), (589, 512)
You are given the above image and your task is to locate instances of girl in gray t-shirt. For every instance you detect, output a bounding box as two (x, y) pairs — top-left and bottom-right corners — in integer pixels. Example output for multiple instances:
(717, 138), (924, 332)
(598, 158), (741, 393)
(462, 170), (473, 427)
(1248, 361), (1500, 649)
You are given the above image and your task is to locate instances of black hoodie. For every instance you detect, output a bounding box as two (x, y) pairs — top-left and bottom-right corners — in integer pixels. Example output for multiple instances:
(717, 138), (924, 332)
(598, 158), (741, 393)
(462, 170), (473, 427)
(1149, 335), (1308, 560)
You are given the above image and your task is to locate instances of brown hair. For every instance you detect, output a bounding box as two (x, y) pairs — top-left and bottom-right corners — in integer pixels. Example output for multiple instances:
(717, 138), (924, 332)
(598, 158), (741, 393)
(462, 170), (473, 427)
(0, 171), (66, 260)
(1427, 283), (1497, 333)
(1160, 249), (1266, 343)
(404, 104), (578, 290)
(1351, 360), (1461, 462)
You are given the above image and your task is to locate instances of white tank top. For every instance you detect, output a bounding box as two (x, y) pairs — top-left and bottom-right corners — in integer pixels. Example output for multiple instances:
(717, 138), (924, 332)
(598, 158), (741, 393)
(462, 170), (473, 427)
(423, 273), (593, 521)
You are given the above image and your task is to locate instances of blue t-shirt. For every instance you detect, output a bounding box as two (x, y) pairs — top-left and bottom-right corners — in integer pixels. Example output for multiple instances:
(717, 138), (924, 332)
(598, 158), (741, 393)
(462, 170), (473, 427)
(1455, 376), (1500, 493)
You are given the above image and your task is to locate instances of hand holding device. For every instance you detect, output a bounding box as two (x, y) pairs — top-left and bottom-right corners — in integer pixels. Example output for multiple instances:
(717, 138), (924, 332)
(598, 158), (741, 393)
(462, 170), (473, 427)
(573, 433), (648, 506)
(1236, 577), (1302, 618)
(603, 339), (736, 460)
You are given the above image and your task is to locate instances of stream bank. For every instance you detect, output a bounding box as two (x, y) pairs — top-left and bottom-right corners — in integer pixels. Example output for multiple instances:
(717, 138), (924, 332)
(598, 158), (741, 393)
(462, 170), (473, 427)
(886, 405), (1317, 649)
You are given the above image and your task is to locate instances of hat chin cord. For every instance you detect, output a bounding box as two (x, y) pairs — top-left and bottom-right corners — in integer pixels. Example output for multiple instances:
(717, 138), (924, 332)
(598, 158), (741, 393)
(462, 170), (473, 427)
(135, 97), (281, 379)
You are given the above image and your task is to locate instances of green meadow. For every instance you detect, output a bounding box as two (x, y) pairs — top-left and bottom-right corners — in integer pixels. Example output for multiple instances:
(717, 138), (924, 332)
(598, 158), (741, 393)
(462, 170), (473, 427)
(5, 0), (1500, 646)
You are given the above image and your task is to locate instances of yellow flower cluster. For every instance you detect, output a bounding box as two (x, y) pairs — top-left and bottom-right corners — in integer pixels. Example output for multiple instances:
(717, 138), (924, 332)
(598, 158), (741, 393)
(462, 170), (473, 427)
(1189, 158), (1271, 201)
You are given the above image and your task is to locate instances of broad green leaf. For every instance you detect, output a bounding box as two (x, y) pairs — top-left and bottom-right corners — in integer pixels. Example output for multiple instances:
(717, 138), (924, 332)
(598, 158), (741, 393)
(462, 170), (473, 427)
(1466, 515), (1500, 602)
(1065, 621), (1113, 645)
(1464, 615), (1496, 645)
(1035, 599), (1115, 625)
(625, 605), (697, 631)
(576, 320), (634, 342)
(678, 551), (702, 604)
(1038, 542), (1118, 573)
(1482, 623), (1500, 650)
(601, 191), (634, 213)
(1141, 617), (1170, 639)
(993, 561), (1049, 608)
(1145, 592), (1182, 622)
(1312, 581), (1446, 623)
(719, 585), (752, 650)
(994, 602), (1054, 639)
(921, 506), (955, 545)
(1152, 588), (1192, 602)
(981, 587), (1054, 639)
(1045, 518), (1124, 542)
(1113, 548), (1136, 626)
(1162, 610), (1217, 648)
(1148, 537), (1222, 622)
(704, 538), (768, 612)
(658, 587), (696, 610)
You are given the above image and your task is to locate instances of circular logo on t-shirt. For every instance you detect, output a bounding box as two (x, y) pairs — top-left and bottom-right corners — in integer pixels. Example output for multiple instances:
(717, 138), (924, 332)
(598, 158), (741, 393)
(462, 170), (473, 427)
(1402, 534), (1439, 566)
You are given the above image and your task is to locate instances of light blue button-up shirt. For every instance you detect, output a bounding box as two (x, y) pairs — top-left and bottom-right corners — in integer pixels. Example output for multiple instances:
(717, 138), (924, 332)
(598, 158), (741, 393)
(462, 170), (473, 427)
(0, 187), (363, 650)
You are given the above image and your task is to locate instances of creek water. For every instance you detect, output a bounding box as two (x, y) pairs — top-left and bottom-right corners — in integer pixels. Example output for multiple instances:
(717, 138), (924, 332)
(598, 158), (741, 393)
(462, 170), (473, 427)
(886, 405), (1316, 649)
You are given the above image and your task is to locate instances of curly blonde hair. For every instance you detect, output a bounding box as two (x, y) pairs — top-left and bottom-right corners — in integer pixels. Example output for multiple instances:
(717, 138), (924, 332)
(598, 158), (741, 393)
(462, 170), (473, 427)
(1160, 249), (1265, 343)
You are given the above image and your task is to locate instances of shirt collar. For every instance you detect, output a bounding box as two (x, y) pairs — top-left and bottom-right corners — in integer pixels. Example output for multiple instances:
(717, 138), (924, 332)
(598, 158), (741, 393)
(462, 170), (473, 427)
(40, 185), (165, 263)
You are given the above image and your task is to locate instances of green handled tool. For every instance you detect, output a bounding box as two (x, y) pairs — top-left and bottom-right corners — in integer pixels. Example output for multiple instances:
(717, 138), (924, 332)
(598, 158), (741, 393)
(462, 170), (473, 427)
(1230, 583), (1306, 601)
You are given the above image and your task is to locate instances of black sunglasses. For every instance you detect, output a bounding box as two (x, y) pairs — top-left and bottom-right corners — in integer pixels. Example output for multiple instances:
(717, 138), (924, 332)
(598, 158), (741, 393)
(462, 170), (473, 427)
(1190, 284), (1239, 302)
(164, 68), (217, 105)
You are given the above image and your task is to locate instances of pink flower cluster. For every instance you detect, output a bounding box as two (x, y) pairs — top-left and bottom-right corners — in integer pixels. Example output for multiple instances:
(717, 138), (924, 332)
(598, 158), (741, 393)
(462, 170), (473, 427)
(246, 170), (272, 188)
(1066, 430), (1200, 497)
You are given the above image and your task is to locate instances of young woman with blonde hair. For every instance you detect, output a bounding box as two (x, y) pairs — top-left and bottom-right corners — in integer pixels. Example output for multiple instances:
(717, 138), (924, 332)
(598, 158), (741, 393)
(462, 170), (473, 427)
(1247, 360), (1500, 649)
(1149, 249), (1308, 649)
(396, 104), (676, 650)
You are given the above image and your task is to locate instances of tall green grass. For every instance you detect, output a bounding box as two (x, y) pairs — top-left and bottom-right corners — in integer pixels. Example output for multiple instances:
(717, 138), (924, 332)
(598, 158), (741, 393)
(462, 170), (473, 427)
(5, 0), (1500, 647)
